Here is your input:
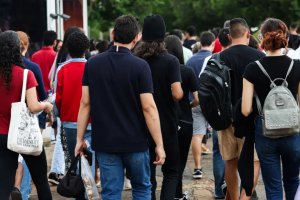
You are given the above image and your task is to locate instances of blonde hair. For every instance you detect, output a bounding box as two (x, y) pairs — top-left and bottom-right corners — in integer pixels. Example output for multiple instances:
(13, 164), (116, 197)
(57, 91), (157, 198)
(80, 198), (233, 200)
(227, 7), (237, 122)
(16, 31), (29, 53)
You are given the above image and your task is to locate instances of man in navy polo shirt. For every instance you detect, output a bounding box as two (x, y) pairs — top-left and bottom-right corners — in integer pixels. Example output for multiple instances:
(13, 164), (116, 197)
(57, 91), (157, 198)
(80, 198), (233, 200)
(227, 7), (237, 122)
(75, 15), (166, 200)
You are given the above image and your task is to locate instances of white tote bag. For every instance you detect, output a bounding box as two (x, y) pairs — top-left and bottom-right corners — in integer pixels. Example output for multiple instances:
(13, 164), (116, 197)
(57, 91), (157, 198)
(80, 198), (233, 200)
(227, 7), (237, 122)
(7, 69), (43, 156)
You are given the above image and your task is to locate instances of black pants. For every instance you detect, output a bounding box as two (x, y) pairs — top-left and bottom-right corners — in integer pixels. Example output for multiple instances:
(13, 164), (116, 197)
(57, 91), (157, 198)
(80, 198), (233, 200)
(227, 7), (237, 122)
(0, 135), (52, 200)
(175, 122), (193, 198)
(150, 131), (180, 200)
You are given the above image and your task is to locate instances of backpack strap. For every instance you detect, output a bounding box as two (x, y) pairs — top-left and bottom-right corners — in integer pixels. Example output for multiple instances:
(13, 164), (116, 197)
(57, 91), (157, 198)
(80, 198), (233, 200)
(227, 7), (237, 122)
(254, 93), (263, 116)
(255, 61), (276, 88)
(283, 60), (294, 83)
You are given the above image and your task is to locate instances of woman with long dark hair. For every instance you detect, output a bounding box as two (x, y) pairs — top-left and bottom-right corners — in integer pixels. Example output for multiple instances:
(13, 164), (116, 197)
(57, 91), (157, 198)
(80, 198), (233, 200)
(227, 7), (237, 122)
(0, 31), (53, 199)
(135, 15), (183, 200)
(242, 18), (300, 199)
(164, 35), (199, 200)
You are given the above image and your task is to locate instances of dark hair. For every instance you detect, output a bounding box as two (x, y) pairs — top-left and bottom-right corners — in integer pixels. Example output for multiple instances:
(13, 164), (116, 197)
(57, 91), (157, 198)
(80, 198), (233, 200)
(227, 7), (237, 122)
(211, 27), (221, 38)
(200, 31), (215, 47)
(96, 40), (109, 53)
(249, 35), (260, 49)
(186, 26), (197, 36)
(134, 41), (166, 59)
(43, 30), (57, 46)
(67, 32), (90, 58)
(218, 28), (231, 48)
(164, 35), (184, 64)
(54, 39), (62, 52)
(114, 15), (140, 44)
(56, 26), (81, 66)
(89, 39), (96, 51)
(260, 18), (288, 51)
(169, 29), (183, 41)
(290, 22), (298, 30)
(0, 31), (24, 88)
(229, 18), (249, 39)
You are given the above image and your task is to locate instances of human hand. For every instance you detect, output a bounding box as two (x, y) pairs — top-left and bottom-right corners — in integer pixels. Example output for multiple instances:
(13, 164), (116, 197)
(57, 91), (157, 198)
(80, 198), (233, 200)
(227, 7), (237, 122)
(43, 102), (53, 114)
(153, 145), (166, 165)
(75, 139), (87, 157)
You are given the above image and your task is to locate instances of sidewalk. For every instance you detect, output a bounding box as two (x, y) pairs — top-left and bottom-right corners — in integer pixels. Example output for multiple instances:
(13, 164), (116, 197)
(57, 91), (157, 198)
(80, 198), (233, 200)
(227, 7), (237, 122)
(29, 138), (266, 199)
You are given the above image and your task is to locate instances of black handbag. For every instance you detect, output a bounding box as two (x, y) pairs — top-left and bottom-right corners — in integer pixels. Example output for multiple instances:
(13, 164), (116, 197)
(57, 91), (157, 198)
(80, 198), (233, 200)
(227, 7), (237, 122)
(57, 155), (85, 198)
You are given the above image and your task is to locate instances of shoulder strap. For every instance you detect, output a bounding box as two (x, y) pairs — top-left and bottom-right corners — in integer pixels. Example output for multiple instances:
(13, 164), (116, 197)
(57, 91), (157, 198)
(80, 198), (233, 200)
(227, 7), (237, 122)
(21, 69), (29, 103)
(284, 60), (294, 82)
(255, 61), (276, 88)
(254, 93), (263, 116)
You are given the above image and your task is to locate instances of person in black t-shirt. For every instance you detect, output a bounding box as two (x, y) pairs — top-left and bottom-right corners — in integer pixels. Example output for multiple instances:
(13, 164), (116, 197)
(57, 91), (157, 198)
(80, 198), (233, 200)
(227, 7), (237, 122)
(75, 15), (166, 200)
(165, 35), (199, 200)
(183, 25), (198, 50)
(135, 15), (183, 200)
(288, 22), (300, 50)
(242, 18), (300, 200)
(219, 18), (265, 200)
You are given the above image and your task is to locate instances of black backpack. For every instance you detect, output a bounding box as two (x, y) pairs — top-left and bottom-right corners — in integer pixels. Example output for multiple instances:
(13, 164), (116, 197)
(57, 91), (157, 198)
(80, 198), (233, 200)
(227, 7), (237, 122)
(198, 53), (232, 130)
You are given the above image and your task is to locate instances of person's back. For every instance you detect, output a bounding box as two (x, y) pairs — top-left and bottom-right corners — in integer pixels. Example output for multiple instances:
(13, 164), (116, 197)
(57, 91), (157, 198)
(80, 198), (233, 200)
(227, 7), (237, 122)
(187, 31), (216, 77)
(32, 30), (57, 92)
(146, 53), (181, 132)
(85, 47), (152, 151)
(218, 18), (264, 200)
(134, 14), (182, 200)
(75, 15), (165, 200)
(242, 18), (300, 200)
(0, 31), (53, 200)
(220, 44), (265, 104)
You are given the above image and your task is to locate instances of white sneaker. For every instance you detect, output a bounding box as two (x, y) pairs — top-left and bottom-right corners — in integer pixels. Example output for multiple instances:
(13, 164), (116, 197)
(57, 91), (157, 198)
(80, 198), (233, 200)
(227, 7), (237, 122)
(123, 177), (132, 190)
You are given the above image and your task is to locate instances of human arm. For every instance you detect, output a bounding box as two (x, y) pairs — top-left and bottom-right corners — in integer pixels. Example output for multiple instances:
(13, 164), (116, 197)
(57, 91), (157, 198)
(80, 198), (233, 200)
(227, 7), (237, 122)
(171, 82), (183, 101)
(55, 70), (63, 112)
(169, 57), (183, 101)
(241, 78), (254, 117)
(26, 88), (52, 113)
(140, 93), (165, 165)
(75, 86), (90, 156)
(190, 91), (199, 107)
(25, 70), (52, 113)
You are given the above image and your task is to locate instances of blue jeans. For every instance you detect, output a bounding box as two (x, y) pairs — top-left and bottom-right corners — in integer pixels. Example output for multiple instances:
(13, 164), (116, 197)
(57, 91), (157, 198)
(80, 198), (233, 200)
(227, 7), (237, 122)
(213, 130), (225, 197)
(97, 151), (151, 200)
(50, 118), (65, 175)
(255, 117), (300, 200)
(64, 128), (95, 176)
(20, 160), (32, 200)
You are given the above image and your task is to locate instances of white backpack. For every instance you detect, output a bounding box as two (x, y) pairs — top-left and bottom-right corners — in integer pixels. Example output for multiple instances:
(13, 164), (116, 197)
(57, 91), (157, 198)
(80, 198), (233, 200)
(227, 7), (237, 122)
(255, 60), (300, 138)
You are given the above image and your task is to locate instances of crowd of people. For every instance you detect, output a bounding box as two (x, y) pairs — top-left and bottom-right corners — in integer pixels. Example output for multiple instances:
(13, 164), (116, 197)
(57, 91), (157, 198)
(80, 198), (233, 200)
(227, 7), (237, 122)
(0, 13), (300, 200)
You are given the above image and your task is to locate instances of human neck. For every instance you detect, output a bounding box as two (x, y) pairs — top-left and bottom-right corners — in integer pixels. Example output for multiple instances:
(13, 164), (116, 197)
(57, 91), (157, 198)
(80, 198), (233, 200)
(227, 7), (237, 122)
(200, 46), (212, 52)
(231, 38), (248, 46)
(290, 30), (297, 35)
(266, 49), (283, 56)
(114, 42), (133, 50)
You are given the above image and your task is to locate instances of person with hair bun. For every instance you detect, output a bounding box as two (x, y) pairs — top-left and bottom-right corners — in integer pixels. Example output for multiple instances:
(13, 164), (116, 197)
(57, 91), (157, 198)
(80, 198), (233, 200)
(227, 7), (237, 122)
(242, 18), (300, 200)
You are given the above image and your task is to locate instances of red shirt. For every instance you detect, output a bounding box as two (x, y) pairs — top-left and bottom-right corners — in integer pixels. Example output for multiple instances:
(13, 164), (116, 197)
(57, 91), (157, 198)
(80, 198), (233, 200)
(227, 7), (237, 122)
(31, 47), (56, 92)
(0, 66), (38, 134)
(213, 38), (222, 53)
(56, 60), (86, 122)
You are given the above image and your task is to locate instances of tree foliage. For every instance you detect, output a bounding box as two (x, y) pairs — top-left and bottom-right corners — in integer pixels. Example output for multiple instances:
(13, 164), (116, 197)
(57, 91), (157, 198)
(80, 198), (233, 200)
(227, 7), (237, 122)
(89, 0), (300, 38)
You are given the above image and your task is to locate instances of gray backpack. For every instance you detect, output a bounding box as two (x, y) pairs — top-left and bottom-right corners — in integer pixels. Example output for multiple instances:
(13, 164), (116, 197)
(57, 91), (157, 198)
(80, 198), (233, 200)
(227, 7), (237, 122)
(255, 60), (300, 138)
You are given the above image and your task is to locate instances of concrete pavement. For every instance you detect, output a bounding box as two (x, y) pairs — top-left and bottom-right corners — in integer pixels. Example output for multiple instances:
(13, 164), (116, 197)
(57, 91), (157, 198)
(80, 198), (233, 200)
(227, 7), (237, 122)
(29, 137), (266, 199)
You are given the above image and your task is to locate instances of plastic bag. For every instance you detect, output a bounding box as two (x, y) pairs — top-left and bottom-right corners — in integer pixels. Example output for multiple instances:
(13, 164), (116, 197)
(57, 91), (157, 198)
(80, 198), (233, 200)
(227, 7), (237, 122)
(81, 155), (100, 200)
(295, 185), (300, 200)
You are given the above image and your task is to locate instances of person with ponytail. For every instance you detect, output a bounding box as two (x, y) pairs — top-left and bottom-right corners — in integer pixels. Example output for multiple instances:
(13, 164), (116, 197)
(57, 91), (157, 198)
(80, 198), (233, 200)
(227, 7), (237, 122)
(242, 18), (300, 200)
